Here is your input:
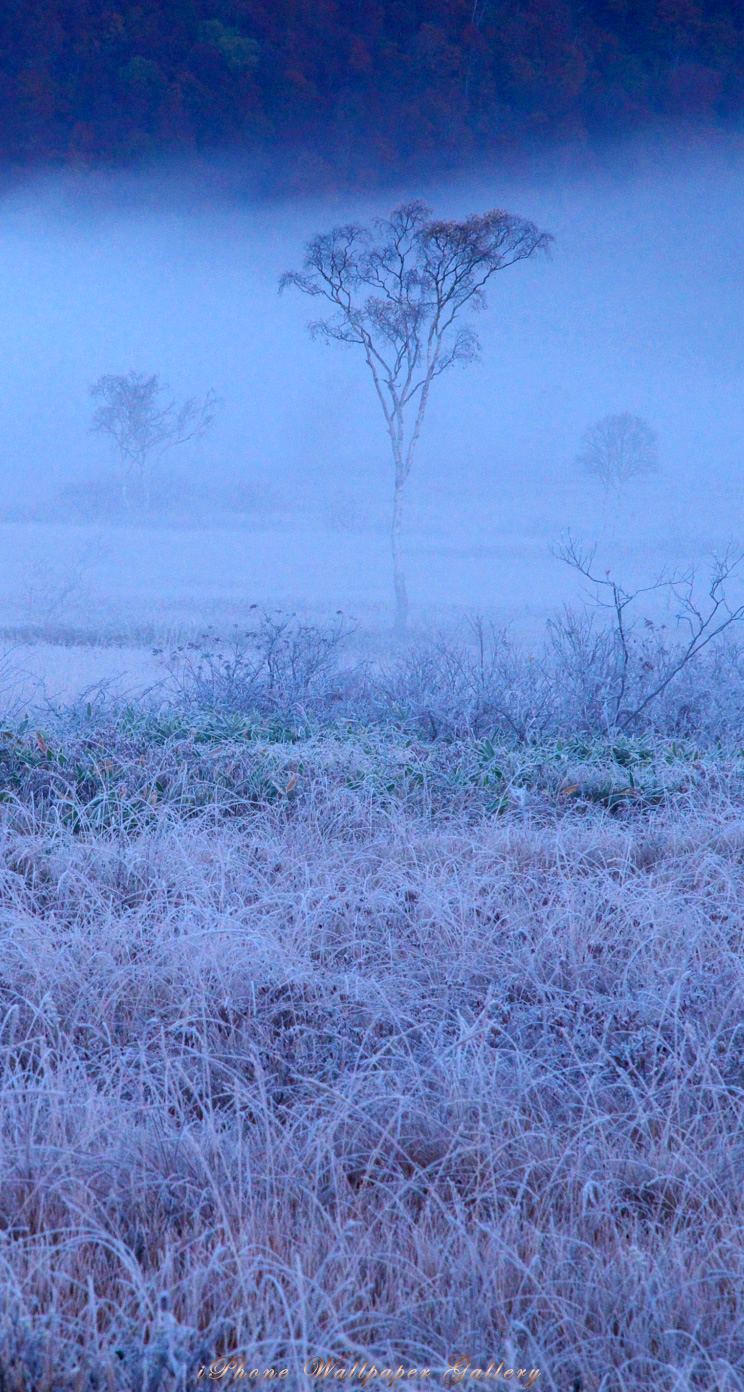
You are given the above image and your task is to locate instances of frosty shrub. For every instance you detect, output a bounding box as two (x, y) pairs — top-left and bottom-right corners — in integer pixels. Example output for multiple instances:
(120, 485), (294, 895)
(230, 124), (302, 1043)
(164, 571), (744, 746)
(168, 610), (356, 716)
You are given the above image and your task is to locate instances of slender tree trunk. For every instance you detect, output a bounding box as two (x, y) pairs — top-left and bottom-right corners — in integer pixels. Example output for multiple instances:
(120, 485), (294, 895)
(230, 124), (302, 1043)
(392, 476), (408, 635)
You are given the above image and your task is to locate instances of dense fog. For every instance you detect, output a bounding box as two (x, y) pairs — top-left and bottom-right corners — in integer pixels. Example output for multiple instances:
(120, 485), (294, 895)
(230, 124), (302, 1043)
(1, 135), (742, 638)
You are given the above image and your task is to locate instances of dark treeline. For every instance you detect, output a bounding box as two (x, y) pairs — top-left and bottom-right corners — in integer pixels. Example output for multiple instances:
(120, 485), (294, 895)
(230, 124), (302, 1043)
(1, 1), (743, 178)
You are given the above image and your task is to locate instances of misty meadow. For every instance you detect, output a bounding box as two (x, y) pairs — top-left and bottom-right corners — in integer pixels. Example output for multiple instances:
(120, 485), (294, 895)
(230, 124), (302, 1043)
(1, 6), (744, 1391)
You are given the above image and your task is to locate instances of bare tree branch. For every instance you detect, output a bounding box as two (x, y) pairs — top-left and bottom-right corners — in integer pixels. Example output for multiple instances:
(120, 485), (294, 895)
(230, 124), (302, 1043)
(555, 535), (744, 729)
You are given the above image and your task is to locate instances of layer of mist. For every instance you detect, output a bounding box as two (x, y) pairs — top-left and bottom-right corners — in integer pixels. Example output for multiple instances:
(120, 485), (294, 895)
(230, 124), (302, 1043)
(0, 134), (742, 645)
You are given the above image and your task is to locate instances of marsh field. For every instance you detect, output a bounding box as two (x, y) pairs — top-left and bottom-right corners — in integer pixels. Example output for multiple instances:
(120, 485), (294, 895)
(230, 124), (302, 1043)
(0, 581), (743, 1392)
(1, 139), (744, 1391)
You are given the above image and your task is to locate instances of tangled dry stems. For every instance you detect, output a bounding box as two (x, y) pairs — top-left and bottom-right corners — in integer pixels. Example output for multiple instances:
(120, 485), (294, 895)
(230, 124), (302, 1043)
(162, 603), (744, 746)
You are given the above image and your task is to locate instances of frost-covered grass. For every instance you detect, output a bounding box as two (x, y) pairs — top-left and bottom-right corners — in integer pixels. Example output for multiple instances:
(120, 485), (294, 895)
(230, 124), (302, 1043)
(0, 686), (742, 1391)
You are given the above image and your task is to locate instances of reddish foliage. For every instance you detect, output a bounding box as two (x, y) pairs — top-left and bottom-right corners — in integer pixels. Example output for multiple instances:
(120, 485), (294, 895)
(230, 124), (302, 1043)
(0, 0), (741, 172)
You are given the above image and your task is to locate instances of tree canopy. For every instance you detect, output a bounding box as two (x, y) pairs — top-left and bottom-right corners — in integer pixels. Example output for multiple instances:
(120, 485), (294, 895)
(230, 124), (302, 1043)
(0, 2), (742, 176)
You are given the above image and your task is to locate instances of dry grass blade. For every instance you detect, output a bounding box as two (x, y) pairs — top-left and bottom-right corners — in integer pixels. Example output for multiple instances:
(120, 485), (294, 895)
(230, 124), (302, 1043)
(0, 630), (741, 1389)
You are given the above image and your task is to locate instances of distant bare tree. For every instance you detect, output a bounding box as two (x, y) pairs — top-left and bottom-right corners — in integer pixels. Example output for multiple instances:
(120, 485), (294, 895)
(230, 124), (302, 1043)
(90, 371), (218, 511)
(578, 412), (659, 494)
(281, 200), (552, 633)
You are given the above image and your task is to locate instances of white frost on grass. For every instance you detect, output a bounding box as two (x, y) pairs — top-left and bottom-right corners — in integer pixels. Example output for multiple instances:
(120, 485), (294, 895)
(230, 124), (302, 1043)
(0, 716), (741, 1389)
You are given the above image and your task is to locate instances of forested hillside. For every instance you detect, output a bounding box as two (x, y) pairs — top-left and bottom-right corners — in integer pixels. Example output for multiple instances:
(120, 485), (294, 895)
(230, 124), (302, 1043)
(1, 1), (742, 175)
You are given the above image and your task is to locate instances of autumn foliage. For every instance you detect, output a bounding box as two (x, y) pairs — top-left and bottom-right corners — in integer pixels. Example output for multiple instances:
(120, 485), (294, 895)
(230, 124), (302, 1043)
(0, 1), (742, 175)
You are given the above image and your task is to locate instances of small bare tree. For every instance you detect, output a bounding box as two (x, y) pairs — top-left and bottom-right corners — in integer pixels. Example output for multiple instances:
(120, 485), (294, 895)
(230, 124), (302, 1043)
(555, 535), (744, 729)
(577, 412), (659, 494)
(90, 371), (218, 512)
(22, 532), (109, 627)
(280, 200), (552, 633)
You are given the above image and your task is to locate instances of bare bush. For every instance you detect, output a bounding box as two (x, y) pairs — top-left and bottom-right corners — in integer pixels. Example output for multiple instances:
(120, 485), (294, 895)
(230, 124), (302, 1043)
(158, 572), (744, 747)
(362, 546), (744, 744)
(167, 610), (356, 716)
(552, 538), (744, 730)
(577, 411), (659, 492)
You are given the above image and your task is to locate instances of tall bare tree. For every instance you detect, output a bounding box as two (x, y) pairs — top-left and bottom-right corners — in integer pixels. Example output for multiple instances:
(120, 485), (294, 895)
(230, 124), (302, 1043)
(90, 371), (218, 512)
(280, 200), (552, 633)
